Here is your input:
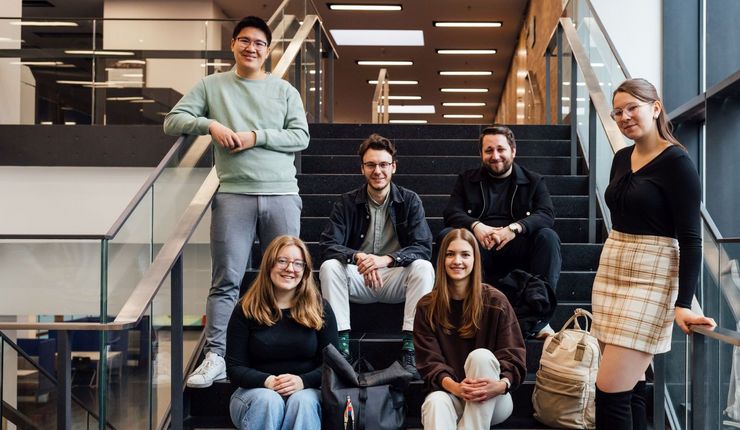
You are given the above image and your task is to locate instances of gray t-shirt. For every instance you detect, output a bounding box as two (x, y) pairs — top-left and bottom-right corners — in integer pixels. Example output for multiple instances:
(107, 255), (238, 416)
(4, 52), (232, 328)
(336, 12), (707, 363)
(359, 192), (401, 257)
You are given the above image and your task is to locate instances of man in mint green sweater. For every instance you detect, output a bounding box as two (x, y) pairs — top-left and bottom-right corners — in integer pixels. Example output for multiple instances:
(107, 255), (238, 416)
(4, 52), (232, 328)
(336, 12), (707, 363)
(164, 16), (309, 388)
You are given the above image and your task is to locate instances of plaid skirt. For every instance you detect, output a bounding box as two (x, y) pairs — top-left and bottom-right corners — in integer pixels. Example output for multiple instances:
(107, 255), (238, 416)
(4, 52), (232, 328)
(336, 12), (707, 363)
(591, 230), (679, 354)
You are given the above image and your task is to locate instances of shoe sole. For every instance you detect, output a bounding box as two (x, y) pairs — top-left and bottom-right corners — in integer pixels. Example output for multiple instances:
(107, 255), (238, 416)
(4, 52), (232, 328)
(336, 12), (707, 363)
(186, 373), (227, 389)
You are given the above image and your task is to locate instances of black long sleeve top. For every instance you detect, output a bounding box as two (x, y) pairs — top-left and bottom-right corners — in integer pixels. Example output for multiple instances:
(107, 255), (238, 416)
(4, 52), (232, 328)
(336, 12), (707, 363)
(225, 300), (338, 389)
(604, 145), (701, 308)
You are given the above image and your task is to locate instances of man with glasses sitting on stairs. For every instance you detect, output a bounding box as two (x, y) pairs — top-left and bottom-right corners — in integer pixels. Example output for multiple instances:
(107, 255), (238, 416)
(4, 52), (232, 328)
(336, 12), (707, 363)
(164, 15), (309, 388)
(319, 133), (434, 378)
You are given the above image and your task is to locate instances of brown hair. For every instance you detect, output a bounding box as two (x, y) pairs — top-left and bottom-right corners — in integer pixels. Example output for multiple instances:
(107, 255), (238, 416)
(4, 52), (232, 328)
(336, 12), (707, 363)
(358, 133), (397, 161)
(612, 78), (685, 150)
(418, 228), (483, 338)
(479, 125), (516, 151)
(240, 235), (324, 330)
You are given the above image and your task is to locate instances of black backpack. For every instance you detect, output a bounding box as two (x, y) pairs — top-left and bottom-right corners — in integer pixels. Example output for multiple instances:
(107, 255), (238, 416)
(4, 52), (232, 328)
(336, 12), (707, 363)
(321, 344), (412, 430)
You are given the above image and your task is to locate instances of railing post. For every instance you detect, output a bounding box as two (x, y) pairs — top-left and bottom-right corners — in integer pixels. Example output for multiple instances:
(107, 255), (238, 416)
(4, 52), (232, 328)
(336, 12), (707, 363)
(57, 330), (72, 430)
(653, 353), (666, 430)
(313, 23), (321, 122)
(690, 332), (707, 430)
(170, 256), (184, 430)
(545, 47), (551, 125)
(326, 49), (334, 123)
(570, 53), (578, 176)
(588, 101), (596, 243)
(557, 26), (563, 124)
(99, 239), (108, 430)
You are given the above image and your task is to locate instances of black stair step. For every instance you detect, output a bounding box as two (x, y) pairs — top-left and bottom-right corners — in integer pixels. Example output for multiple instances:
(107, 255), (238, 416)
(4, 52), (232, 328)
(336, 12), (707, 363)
(300, 217), (604, 243)
(297, 174), (589, 196)
(300, 194), (590, 218)
(308, 123), (571, 140)
(301, 155), (585, 176)
(304, 138), (572, 157)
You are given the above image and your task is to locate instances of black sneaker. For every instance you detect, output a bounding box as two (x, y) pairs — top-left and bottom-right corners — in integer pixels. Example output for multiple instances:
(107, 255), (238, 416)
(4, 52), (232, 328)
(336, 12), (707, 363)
(399, 349), (421, 380)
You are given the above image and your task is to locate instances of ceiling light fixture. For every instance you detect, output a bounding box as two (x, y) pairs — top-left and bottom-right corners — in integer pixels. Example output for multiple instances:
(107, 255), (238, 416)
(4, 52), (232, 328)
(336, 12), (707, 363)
(10, 61), (73, 67)
(357, 60), (413, 66)
(439, 71), (492, 76)
(117, 60), (146, 65)
(442, 102), (486, 107)
(107, 96), (145, 101)
(436, 49), (496, 55)
(382, 95), (422, 100)
(202, 62), (232, 67)
(444, 114), (484, 119)
(433, 21), (502, 28)
(368, 80), (418, 85)
(331, 29), (423, 46)
(389, 119), (427, 124)
(65, 50), (135, 56)
(385, 105), (435, 114)
(10, 21), (78, 27)
(440, 88), (488, 93)
(328, 4), (402, 11)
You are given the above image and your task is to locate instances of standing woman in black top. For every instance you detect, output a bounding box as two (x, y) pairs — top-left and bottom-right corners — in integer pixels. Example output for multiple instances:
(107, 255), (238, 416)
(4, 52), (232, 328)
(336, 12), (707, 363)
(226, 235), (338, 430)
(591, 78), (716, 429)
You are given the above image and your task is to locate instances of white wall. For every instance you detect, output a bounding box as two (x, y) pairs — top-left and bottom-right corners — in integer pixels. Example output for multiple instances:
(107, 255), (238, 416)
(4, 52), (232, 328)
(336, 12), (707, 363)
(590, 0), (662, 93)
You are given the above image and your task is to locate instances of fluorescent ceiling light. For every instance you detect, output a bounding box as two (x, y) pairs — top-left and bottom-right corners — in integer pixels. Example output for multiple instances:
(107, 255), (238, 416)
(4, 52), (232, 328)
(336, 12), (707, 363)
(107, 96), (144, 101)
(10, 61), (73, 67)
(444, 114), (484, 118)
(439, 71), (492, 76)
(368, 80), (418, 85)
(357, 60), (413, 66)
(437, 49), (496, 55)
(10, 21), (78, 27)
(64, 122), (76, 125)
(117, 60), (146, 65)
(382, 95), (421, 100)
(129, 99), (155, 103)
(389, 119), (427, 124)
(442, 102), (486, 107)
(308, 70), (323, 74)
(40, 121), (53, 125)
(331, 29), (423, 46)
(440, 88), (488, 93)
(434, 21), (502, 28)
(65, 50), (135, 56)
(384, 105), (435, 114)
(328, 4), (402, 11)
(122, 73), (143, 78)
(57, 80), (142, 86)
(202, 62), (231, 67)
(0, 37), (24, 43)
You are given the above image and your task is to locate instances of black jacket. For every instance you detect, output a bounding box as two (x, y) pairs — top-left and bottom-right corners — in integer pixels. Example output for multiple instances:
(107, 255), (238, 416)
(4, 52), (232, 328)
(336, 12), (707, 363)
(496, 269), (557, 338)
(443, 164), (555, 235)
(320, 183), (433, 266)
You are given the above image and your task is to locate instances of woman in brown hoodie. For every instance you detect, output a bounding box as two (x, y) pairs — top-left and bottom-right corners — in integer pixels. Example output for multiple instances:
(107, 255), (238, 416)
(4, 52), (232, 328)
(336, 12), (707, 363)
(414, 228), (526, 429)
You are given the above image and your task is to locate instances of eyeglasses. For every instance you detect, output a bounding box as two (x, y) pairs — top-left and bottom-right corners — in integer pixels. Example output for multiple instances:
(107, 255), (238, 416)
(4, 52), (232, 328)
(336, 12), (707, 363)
(235, 37), (268, 50)
(610, 102), (651, 120)
(275, 257), (305, 271)
(362, 161), (394, 171)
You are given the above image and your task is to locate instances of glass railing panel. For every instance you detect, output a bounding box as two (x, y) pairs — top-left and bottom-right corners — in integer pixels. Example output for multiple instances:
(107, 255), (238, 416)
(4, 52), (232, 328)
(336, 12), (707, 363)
(717, 241), (740, 428)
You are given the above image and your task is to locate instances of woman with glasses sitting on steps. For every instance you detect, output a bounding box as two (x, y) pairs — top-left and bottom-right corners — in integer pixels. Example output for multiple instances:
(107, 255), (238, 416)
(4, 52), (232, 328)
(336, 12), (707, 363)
(225, 235), (338, 430)
(414, 228), (526, 429)
(591, 78), (716, 429)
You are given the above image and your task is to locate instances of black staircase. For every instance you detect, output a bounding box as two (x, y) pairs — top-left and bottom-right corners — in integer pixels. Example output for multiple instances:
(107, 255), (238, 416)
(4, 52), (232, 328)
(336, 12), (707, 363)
(183, 123), (605, 429)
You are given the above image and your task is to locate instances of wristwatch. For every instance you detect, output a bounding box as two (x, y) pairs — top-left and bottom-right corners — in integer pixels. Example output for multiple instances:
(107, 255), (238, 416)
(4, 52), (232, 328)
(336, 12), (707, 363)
(507, 222), (522, 235)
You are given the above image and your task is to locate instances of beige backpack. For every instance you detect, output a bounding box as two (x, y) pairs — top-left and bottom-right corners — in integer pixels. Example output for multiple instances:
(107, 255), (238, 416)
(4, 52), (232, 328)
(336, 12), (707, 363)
(532, 308), (600, 429)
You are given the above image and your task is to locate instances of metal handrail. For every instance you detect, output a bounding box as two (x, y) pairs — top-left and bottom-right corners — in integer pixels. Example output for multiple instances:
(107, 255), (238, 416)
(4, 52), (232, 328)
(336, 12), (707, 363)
(0, 332), (116, 429)
(558, 17), (627, 154)
(581, 0), (632, 80)
(371, 68), (390, 124)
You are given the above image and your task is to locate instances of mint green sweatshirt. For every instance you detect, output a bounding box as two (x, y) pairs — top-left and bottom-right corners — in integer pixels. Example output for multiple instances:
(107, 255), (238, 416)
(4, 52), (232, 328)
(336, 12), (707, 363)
(163, 71), (309, 194)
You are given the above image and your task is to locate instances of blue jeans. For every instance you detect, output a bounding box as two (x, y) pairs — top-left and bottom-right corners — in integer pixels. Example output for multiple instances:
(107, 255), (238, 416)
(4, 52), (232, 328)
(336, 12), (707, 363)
(205, 193), (302, 356)
(230, 387), (321, 430)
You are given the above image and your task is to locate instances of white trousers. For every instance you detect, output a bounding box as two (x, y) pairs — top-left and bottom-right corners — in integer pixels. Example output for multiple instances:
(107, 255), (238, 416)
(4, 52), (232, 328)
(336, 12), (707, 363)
(421, 349), (513, 430)
(319, 259), (434, 332)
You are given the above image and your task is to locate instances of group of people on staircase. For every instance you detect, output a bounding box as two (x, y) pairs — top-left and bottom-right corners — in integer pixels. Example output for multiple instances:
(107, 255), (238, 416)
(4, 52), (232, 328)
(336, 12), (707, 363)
(163, 14), (715, 430)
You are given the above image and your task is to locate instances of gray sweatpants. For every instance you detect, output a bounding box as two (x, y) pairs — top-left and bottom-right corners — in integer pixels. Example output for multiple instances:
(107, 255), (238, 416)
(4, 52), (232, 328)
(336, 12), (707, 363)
(205, 193), (302, 356)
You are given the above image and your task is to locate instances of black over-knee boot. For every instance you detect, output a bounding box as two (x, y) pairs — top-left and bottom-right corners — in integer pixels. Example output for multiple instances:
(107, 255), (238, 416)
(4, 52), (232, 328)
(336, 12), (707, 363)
(630, 381), (647, 430)
(595, 386), (632, 430)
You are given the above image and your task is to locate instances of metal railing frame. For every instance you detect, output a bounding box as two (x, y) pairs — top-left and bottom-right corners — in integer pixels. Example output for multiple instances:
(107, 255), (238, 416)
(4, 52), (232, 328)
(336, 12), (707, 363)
(371, 68), (390, 124)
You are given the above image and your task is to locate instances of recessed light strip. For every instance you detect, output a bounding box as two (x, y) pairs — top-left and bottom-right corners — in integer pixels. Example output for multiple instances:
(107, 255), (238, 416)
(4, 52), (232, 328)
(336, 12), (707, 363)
(65, 50), (135, 56)
(440, 88), (488, 93)
(444, 114), (484, 119)
(437, 49), (496, 55)
(10, 21), (79, 27)
(368, 80), (418, 85)
(442, 102), (486, 107)
(434, 21), (502, 28)
(389, 119), (427, 124)
(357, 60), (413, 66)
(439, 71), (492, 76)
(382, 95), (421, 100)
(328, 4), (402, 11)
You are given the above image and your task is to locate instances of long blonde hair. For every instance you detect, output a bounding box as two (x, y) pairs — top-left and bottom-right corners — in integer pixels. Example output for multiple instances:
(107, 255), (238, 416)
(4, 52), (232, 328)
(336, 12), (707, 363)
(418, 228), (483, 338)
(240, 235), (324, 330)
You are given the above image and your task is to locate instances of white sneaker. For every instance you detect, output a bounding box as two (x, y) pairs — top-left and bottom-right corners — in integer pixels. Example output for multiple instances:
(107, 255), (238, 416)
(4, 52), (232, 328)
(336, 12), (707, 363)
(535, 324), (555, 339)
(186, 352), (226, 388)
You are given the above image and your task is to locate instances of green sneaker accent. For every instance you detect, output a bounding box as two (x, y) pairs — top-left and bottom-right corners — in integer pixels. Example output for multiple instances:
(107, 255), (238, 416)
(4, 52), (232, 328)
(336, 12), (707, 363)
(401, 331), (414, 351)
(338, 331), (350, 356)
